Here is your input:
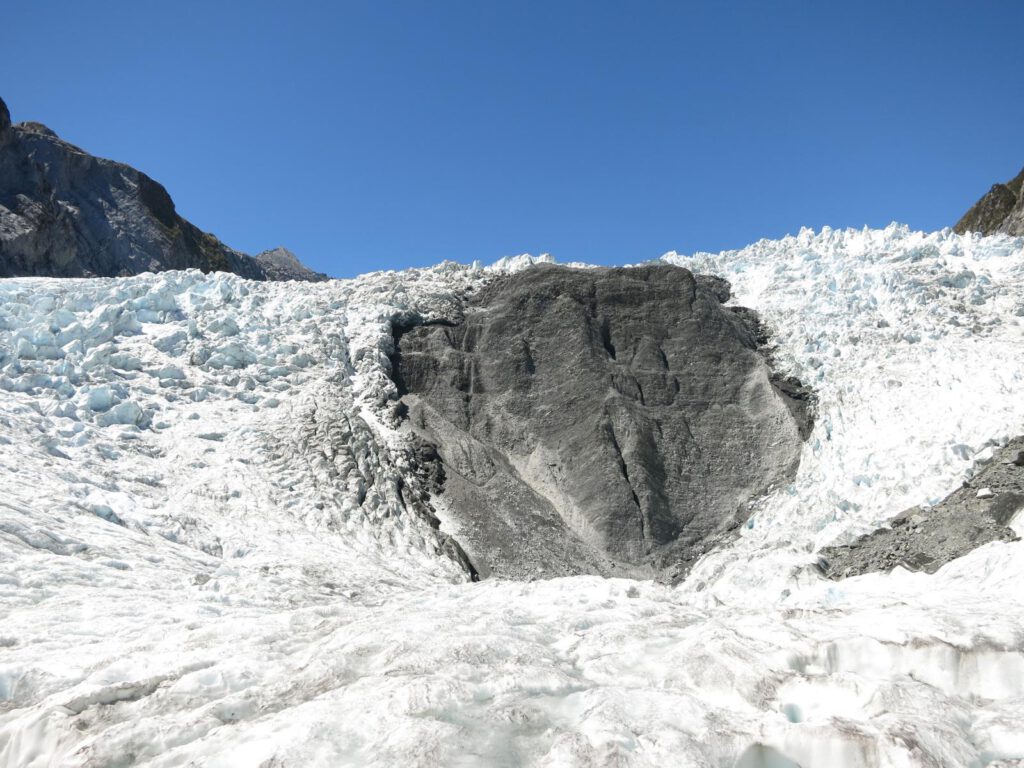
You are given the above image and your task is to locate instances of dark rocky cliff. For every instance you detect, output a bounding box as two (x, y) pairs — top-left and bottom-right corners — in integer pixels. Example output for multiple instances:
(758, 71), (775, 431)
(390, 264), (814, 580)
(0, 96), (325, 281)
(954, 166), (1024, 236)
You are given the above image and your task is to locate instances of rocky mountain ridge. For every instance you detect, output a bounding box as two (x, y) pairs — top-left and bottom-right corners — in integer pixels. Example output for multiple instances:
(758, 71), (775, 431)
(954, 165), (1024, 236)
(0, 96), (325, 281)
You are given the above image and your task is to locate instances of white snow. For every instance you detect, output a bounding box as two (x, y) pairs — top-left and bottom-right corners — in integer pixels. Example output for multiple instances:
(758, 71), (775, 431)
(1, 224), (1023, 767)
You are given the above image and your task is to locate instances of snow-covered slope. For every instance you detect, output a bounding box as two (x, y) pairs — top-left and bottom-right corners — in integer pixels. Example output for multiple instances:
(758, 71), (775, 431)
(2, 225), (1024, 767)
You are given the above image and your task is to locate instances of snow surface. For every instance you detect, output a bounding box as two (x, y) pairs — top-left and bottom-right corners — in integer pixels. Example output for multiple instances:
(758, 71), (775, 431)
(2, 225), (1024, 767)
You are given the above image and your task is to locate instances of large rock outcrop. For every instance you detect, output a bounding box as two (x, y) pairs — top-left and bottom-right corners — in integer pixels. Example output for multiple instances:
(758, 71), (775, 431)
(954, 166), (1024, 237)
(390, 264), (814, 580)
(0, 95), (325, 281)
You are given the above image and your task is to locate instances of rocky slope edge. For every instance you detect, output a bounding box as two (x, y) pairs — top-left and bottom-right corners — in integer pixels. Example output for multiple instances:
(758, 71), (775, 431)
(0, 96), (325, 281)
(954, 165), (1024, 236)
(818, 437), (1023, 578)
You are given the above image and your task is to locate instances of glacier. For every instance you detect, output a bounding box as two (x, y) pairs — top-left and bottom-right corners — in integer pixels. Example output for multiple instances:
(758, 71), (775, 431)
(1, 224), (1023, 767)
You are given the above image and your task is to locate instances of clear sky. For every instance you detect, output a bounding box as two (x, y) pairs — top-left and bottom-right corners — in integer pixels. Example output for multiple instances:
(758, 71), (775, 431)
(3, 1), (1022, 278)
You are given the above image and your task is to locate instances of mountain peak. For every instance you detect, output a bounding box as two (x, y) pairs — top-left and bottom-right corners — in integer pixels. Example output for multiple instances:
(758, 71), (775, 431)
(15, 120), (59, 138)
(254, 247), (328, 282)
(954, 165), (1024, 237)
(0, 96), (324, 281)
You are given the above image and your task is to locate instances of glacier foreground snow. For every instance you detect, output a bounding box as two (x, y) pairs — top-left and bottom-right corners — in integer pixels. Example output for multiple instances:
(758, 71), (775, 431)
(2, 224), (1024, 766)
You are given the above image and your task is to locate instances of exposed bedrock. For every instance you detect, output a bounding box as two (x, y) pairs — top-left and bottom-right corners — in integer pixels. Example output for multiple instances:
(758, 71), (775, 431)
(389, 264), (814, 580)
(954, 165), (1024, 237)
(0, 95), (325, 281)
(819, 437), (1024, 579)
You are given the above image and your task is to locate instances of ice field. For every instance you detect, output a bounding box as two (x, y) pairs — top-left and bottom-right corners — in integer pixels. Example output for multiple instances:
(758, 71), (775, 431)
(1, 224), (1024, 767)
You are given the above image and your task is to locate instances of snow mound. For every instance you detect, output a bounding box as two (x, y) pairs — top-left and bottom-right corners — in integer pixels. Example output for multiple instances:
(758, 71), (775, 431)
(1, 225), (1024, 767)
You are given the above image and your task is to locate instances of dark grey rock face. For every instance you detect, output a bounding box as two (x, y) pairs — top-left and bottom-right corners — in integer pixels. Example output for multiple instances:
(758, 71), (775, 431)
(954, 166), (1024, 237)
(819, 438), (1024, 579)
(0, 95), (324, 281)
(254, 247), (328, 282)
(390, 264), (814, 580)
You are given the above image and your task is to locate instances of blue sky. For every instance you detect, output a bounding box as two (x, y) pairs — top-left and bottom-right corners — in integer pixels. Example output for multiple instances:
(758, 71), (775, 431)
(3, 1), (1022, 277)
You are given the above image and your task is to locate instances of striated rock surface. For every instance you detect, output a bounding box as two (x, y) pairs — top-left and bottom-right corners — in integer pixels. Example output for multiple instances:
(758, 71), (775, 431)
(819, 437), (1024, 579)
(0, 95), (324, 281)
(954, 166), (1024, 236)
(391, 263), (814, 580)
